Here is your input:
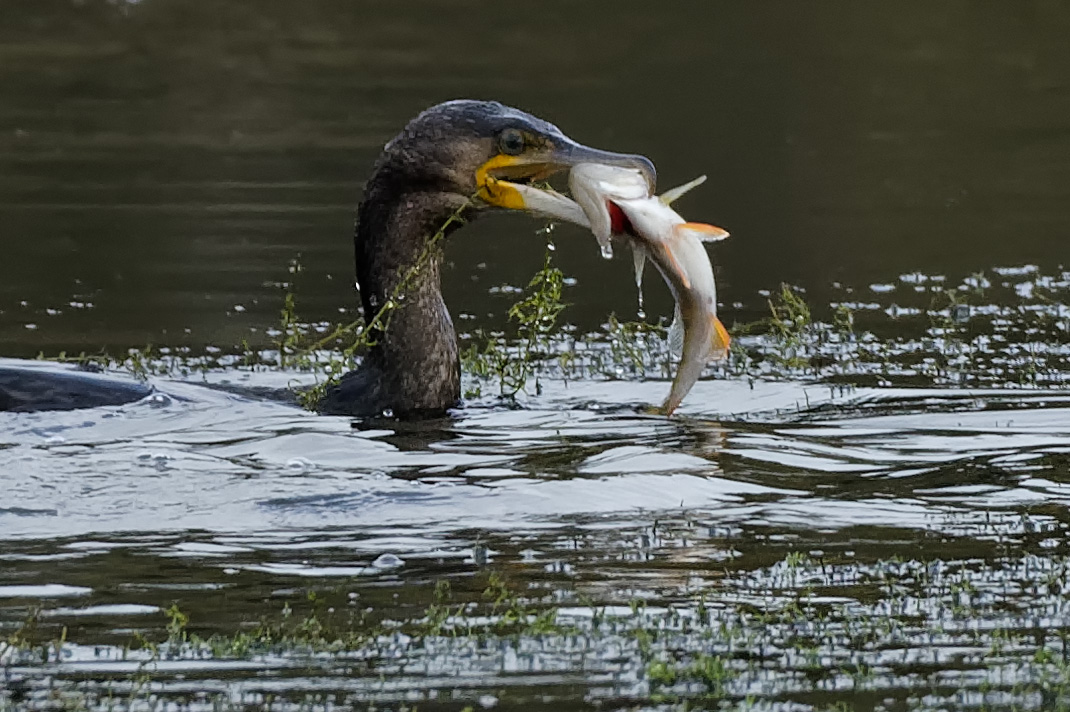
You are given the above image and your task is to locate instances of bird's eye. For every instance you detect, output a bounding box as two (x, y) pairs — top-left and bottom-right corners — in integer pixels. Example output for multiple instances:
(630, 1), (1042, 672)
(499, 128), (526, 156)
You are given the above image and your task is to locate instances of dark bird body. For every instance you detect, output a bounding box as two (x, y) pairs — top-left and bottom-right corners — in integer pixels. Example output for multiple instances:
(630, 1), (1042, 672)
(0, 359), (152, 412)
(0, 101), (653, 417)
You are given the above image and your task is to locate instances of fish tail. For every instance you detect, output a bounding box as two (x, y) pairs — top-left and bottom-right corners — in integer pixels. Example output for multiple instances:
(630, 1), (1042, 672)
(661, 353), (704, 416)
(660, 314), (731, 416)
(661, 325), (706, 417)
(660, 386), (686, 417)
(660, 397), (681, 417)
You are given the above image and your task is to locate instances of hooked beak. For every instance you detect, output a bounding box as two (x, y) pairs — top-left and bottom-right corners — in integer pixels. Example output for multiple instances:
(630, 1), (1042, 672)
(475, 137), (656, 212)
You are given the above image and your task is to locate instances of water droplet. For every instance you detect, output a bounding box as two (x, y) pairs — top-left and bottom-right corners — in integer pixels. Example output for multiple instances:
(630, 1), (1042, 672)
(600, 243), (614, 260)
(286, 457), (313, 473)
(144, 393), (172, 409)
(136, 452), (173, 470)
(371, 553), (404, 570)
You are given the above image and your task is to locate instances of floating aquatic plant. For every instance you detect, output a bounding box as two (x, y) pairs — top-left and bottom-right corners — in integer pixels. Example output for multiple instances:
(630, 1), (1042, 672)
(25, 247), (1070, 400)
(10, 539), (1070, 710)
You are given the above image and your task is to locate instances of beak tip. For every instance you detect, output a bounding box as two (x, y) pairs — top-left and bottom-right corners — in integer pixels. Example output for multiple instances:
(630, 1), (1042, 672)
(560, 140), (657, 191)
(635, 155), (657, 191)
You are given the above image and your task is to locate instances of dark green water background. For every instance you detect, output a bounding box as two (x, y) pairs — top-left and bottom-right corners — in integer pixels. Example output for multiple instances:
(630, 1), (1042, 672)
(4, 4), (1070, 711)
(2, 0), (1068, 356)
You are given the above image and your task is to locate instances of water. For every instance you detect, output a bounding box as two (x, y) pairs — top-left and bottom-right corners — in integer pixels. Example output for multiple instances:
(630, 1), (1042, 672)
(3, 1), (1070, 710)
(5, 334), (1070, 710)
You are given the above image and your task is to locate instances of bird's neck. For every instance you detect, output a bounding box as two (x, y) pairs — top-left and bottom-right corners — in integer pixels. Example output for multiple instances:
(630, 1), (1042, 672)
(352, 182), (471, 413)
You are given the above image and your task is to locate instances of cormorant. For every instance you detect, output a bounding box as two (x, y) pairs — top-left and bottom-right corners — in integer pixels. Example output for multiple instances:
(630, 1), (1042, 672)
(0, 100), (654, 416)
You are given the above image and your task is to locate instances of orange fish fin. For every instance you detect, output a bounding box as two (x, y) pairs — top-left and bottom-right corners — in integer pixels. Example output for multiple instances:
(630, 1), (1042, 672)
(675, 222), (730, 242)
(711, 316), (731, 359)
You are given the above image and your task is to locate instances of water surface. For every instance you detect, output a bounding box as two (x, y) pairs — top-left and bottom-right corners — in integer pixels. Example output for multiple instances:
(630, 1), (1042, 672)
(3, 2), (1070, 710)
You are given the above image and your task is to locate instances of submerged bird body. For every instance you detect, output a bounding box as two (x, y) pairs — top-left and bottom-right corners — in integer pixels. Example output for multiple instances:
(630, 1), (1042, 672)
(1, 100), (654, 415)
(513, 163), (730, 415)
(0, 359), (152, 412)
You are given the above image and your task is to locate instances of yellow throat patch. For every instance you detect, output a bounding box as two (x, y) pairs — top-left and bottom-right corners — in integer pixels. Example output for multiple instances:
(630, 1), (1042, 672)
(475, 154), (528, 210)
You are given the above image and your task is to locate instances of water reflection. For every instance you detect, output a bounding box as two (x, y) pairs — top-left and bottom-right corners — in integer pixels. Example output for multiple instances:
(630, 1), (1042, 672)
(2, 368), (1068, 544)
(3, 1), (1070, 354)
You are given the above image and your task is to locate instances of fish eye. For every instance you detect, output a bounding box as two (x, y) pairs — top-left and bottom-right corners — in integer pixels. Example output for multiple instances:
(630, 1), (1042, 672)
(499, 128), (526, 156)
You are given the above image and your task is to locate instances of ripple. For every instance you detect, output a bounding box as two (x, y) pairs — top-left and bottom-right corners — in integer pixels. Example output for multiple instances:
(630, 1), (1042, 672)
(0, 584), (91, 598)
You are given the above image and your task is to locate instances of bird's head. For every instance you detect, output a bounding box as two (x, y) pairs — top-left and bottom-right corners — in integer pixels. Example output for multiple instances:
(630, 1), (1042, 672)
(383, 100), (655, 213)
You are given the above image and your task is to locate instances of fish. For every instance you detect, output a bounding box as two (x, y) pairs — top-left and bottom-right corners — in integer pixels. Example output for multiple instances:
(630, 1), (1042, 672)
(510, 163), (730, 415)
